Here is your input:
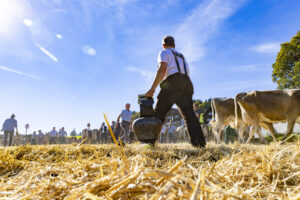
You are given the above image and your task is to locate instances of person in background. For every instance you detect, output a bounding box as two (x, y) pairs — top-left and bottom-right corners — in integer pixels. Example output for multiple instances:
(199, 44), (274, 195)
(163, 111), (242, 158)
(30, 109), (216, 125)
(100, 122), (108, 144)
(110, 120), (116, 140)
(1, 114), (18, 146)
(58, 127), (67, 144)
(166, 121), (176, 143)
(110, 121), (120, 143)
(159, 124), (167, 143)
(225, 125), (236, 144)
(49, 127), (57, 144)
(117, 103), (133, 143)
(38, 130), (44, 145)
(82, 123), (93, 144)
(111, 121), (116, 132)
(193, 103), (201, 120)
(31, 131), (37, 145)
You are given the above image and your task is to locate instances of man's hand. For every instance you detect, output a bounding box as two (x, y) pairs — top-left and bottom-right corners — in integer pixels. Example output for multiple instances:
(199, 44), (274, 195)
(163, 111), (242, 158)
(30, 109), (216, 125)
(145, 62), (167, 98)
(145, 88), (155, 98)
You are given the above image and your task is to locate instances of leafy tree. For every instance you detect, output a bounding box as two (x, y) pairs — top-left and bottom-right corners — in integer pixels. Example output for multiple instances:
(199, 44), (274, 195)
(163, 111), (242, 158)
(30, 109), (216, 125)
(272, 31), (300, 89)
(131, 111), (140, 121)
(70, 129), (77, 136)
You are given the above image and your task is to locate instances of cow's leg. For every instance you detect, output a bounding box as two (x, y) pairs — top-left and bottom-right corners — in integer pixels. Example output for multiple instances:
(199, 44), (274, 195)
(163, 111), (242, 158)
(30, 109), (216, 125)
(282, 119), (295, 140)
(212, 124), (222, 144)
(262, 122), (277, 142)
(256, 126), (265, 143)
(246, 126), (257, 143)
(237, 124), (246, 143)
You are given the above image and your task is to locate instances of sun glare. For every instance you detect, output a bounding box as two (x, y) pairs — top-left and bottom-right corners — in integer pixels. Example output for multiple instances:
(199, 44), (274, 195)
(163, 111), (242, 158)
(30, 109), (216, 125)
(0, 0), (25, 37)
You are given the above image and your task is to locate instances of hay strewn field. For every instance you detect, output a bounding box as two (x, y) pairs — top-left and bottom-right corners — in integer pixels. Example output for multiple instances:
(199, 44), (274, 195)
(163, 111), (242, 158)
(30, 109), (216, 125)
(0, 142), (299, 200)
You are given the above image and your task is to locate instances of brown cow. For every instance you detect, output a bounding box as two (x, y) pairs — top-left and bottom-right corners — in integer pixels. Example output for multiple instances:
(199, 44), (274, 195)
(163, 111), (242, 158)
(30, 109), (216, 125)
(210, 98), (250, 143)
(235, 89), (300, 143)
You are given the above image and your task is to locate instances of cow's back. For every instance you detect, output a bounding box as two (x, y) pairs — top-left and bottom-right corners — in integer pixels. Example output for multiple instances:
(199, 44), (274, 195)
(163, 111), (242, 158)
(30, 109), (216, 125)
(247, 90), (299, 122)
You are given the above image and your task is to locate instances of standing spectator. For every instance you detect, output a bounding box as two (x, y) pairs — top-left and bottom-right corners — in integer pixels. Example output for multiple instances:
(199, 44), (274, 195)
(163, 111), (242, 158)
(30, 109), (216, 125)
(49, 127), (57, 144)
(37, 130), (44, 145)
(58, 127), (67, 144)
(193, 103), (201, 120)
(159, 124), (167, 143)
(225, 125), (236, 144)
(31, 131), (37, 145)
(93, 129), (101, 144)
(110, 121), (116, 140)
(111, 121), (116, 132)
(111, 121), (121, 142)
(100, 122), (108, 144)
(1, 114), (18, 146)
(82, 123), (93, 144)
(117, 103), (133, 143)
(166, 121), (176, 143)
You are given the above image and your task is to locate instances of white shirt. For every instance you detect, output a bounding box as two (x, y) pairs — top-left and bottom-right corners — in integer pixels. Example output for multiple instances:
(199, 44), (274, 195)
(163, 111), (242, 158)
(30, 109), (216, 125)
(120, 109), (133, 122)
(158, 48), (190, 80)
(167, 125), (176, 134)
(58, 130), (67, 137)
(50, 130), (57, 137)
(2, 118), (17, 131)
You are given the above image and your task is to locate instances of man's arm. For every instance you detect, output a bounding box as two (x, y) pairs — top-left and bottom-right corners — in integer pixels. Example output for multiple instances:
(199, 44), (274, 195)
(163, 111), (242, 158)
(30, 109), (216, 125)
(15, 120), (18, 133)
(116, 114), (121, 127)
(145, 62), (167, 98)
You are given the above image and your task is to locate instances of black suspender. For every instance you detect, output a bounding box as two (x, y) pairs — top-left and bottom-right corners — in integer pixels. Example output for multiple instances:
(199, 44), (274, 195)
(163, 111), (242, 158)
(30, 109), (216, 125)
(171, 50), (188, 76)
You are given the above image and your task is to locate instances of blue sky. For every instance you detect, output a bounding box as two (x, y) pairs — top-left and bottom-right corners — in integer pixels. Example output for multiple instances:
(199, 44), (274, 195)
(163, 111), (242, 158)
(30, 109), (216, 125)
(0, 0), (299, 134)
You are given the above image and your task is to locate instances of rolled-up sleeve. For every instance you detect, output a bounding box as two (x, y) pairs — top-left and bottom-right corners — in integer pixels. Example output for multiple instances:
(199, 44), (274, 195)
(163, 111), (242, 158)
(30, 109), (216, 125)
(158, 50), (168, 63)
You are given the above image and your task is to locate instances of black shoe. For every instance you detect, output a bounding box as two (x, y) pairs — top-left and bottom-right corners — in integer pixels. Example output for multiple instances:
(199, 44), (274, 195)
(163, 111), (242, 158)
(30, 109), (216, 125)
(191, 138), (206, 148)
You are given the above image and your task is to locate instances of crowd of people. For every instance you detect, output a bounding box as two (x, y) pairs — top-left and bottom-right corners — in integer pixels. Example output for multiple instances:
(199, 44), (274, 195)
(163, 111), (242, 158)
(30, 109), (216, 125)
(1, 101), (212, 146)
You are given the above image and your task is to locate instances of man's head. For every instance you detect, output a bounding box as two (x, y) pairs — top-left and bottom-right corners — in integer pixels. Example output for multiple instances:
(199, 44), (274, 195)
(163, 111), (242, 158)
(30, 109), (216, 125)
(125, 103), (130, 110)
(87, 123), (91, 128)
(53, 127), (56, 130)
(112, 121), (115, 125)
(38, 130), (42, 133)
(102, 122), (105, 126)
(193, 103), (199, 111)
(11, 114), (15, 119)
(62, 127), (64, 131)
(162, 35), (175, 49)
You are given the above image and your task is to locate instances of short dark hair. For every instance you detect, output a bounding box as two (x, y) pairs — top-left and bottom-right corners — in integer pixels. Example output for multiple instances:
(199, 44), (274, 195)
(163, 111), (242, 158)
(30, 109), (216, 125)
(162, 35), (175, 46)
(11, 114), (15, 119)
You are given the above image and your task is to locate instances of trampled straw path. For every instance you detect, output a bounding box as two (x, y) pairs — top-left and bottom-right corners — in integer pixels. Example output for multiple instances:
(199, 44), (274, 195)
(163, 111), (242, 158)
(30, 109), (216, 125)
(0, 142), (299, 199)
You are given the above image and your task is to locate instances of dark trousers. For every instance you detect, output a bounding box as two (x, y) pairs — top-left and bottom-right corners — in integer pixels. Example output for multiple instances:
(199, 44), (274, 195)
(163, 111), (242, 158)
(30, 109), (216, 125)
(50, 137), (56, 144)
(154, 73), (206, 147)
(4, 130), (14, 146)
(121, 121), (130, 143)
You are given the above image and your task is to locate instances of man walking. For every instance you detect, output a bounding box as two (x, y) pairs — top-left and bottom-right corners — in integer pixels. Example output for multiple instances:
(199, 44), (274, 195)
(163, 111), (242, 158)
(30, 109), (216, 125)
(117, 103), (133, 143)
(145, 36), (206, 147)
(1, 114), (18, 146)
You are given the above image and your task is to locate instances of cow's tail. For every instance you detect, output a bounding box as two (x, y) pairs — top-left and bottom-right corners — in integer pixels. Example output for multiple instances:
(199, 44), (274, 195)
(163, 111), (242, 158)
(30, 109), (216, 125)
(209, 99), (216, 126)
(234, 93), (244, 128)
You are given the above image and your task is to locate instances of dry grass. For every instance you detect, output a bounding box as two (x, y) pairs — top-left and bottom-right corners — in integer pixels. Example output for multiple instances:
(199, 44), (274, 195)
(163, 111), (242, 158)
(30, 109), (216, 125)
(0, 142), (299, 200)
